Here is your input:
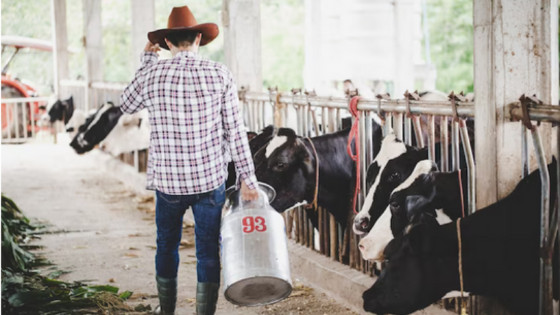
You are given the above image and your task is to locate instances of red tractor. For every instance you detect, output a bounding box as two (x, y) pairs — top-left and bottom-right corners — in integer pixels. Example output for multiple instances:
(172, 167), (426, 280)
(2, 35), (52, 138)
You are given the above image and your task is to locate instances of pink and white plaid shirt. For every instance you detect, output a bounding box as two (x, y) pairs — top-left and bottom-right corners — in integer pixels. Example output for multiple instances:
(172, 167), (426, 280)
(120, 51), (257, 195)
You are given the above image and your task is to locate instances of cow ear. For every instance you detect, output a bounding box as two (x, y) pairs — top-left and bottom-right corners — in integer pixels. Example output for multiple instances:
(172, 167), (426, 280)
(295, 139), (314, 174)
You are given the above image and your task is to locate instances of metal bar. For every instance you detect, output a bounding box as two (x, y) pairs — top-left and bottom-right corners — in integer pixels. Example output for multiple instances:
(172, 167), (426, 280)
(244, 92), (478, 118)
(451, 120), (460, 171)
(428, 115), (436, 160)
(30, 101), (36, 138)
(508, 102), (560, 125)
(384, 112), (392, 136)
(412, 115), (425, 148)
(530, 128), (552, 315)
(394, 113), (403, 141)
(14, 102), (20, 139)
(522, 126), (530, 178)
(404, 115), (412, 145)
(440, 116), (449, 171)
(459, 120), (476, 215)
(366, 112), (374, 165)
(359, 112), (368, 202)
(1, 97), (52, 104)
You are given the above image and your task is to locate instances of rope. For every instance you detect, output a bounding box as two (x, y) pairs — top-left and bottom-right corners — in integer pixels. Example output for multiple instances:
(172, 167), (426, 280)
(456, 218), (468, 315)
(458, 169), (465, 218)
(347, 96), (361, 214)
(305, 137), (319, 210)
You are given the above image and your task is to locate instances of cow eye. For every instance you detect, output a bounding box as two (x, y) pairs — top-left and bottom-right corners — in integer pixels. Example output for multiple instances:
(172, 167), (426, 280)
(388, 172), (400, 182)
(273, 162), (287, 172)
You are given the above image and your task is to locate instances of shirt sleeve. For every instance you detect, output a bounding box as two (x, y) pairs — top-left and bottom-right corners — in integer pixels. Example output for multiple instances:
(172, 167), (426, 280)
(221, 71), (258, 190)
(120, 52), (158, 114)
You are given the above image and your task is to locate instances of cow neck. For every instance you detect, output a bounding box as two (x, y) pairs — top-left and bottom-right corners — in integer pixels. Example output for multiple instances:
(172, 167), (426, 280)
(65, 105), (74, 125)
(304, 137), (319, 210)
(433, 170), (467, 220)
(302, 131), (353, 209)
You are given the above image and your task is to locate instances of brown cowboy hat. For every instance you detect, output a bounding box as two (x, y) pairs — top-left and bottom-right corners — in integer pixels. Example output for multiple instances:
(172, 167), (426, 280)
(147, 6), (219, 50)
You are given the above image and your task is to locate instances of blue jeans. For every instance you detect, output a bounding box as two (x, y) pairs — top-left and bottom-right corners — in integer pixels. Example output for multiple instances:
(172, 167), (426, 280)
(155, 183), (225, 284)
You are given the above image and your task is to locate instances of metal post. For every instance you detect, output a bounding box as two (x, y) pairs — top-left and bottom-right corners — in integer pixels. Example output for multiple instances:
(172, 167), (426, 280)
(530, 127), (552, 315)
(451, 120), (460, 171)
(404, 115), (412, 145)
(428, 115), (436, 161)
(412, 115), (425, 148)
(521, 126), (529, 178)
(459, 120), (476, 215)
(440, 116), (449, 172)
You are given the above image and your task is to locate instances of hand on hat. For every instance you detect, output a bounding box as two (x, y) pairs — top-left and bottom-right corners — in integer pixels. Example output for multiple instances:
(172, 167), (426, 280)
(144, 41), (161, 53)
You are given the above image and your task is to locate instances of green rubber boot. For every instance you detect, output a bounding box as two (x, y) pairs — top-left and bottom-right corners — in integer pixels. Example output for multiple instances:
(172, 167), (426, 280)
(196, 282), (220, 315)
(155, 275), (177, 315)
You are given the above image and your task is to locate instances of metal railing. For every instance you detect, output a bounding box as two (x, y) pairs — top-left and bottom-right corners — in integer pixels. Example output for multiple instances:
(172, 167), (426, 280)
(1, 97), (52, 143)
(241, 88), (560, 315)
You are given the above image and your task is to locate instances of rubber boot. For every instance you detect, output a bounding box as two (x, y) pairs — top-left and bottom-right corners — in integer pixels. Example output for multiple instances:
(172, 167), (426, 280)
(154, 275), (177, 315)
(196, 282), (220, 315)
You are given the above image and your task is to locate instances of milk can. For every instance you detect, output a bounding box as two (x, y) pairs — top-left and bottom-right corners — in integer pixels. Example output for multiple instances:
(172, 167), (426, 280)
(220, 182), (292, 306)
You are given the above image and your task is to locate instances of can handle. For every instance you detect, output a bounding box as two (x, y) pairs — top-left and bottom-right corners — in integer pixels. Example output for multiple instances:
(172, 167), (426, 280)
(225, 182), (276, 212)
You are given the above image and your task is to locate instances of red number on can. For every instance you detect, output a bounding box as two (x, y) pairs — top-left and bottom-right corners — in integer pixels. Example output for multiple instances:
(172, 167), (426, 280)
(242, 216), (255, 233)
(255, 216), (267, 232)
(242, 216), (267, 233)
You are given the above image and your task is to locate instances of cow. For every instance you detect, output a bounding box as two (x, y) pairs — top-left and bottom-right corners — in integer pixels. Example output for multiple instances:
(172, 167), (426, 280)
(69, 102), (123, 154)
(253, 122), (383, 228)
(98, 109), (150, 156)
(65, 109), (90, 139)
(359, 160), (470, 261)
(225, 126), (273, 189)
(353, 134), (427, 235)
(46, 96), (74, 125)
(353, 133), (472, 235)
(362, 161), (559, 315)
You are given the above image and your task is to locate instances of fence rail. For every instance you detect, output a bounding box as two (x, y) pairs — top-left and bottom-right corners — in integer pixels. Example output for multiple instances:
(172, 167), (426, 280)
(241, 89), (560, 315)
(1, 96), (52, 143)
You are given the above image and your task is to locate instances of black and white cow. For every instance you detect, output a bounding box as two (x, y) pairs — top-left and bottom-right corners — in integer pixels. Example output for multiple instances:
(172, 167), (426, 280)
(359, 160), (470, 260)
(254, 123), (383, 227)
(225, 126), (273, 189)
(354, 133), (472, 235)
(363, 161), (559, 315)
(354, 134), (428, 235)
(98, 109), (150, 156)
(47, 96), (74, 124)
(69, 102), (123, 154)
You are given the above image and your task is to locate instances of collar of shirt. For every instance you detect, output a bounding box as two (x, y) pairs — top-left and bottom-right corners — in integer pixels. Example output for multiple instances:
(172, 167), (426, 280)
(175, 50), (197, 60)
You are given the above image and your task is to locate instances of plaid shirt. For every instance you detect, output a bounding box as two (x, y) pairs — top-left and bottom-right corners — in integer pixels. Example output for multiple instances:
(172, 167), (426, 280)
(120, 51), (257, 195)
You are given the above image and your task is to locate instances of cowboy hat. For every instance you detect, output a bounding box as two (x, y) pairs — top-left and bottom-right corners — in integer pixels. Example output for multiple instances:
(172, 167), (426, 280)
(147, 6), (219, 49)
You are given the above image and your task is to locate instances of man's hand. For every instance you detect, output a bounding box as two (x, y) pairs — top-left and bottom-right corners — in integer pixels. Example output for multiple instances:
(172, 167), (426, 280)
(144, 41), (160, 53)
(241, 181), (259, 201)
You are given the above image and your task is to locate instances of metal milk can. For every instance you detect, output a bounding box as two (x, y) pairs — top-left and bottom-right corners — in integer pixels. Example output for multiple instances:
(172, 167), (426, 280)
(220, 182), (292, 306)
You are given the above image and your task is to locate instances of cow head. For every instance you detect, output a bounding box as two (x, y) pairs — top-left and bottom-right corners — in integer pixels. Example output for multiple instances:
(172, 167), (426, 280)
(47, 96), (74, 124)
(358, 159), (437, 261)
(69, 102), (123, 154)
(362, 222), (450, 315)
(353, 134), (428, 235)
(388, 162), (443, 233)
(254, 127), (316, 212)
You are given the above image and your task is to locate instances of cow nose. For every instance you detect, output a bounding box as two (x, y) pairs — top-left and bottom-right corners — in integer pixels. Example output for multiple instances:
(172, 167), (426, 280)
(359, 242), (365, 252)
(360, 218), (370, 230)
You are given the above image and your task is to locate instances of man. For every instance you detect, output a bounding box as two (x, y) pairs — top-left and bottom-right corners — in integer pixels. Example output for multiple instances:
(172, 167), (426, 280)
(120, 5), (259, 315)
